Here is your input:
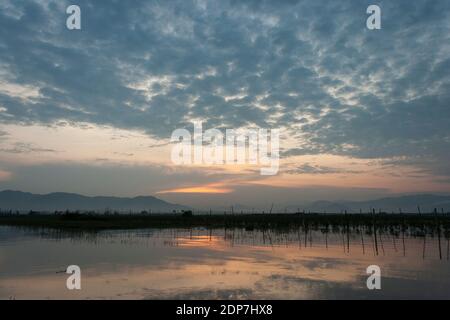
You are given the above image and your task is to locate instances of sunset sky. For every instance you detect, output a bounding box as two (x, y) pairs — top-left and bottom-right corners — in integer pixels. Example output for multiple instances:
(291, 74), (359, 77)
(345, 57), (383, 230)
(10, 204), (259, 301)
(1, 0), (450, 208)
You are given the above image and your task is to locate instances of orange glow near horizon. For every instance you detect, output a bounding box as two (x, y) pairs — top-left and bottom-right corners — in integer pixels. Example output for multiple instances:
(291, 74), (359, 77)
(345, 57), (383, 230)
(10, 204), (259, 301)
(1, 123), (450, 197)
(157, 183), (234, 194)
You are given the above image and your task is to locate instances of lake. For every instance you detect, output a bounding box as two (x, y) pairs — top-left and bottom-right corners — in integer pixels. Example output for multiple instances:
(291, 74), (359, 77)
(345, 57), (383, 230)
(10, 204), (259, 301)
(0, 226), (449, 299)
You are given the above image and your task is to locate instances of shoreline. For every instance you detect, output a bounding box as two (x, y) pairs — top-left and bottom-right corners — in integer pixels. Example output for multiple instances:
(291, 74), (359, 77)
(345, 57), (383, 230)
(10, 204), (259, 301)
(0, 213), (449, 234)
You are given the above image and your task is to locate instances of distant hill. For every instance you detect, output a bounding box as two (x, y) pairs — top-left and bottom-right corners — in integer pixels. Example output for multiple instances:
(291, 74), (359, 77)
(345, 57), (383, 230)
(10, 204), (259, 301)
(1, 190), (449, 214)
(0, 190), (188, 213)
(297, 194), (450, 214)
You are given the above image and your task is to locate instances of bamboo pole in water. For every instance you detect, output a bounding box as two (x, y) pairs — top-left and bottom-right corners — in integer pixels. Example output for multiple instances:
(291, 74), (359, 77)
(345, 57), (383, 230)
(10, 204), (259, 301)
(447, 238), (449, 261)
(436, 210), (442, 260)
(372, 209), (379, 256)
(379, 232), (385, 256)
(392, 233), (397, 252)
(360, 226), (365, 255)
(423, 233), (426, 260)
(345, 210), (350, 253)
(231, 228), (235, 247)
(266, 229), (273, 248)
(402, 218), (406, 257)
(304, 220), (308, 248)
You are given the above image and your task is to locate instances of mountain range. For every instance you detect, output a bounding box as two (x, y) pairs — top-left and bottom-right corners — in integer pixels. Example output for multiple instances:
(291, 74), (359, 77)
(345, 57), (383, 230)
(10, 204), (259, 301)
(0, 190), (188, 213)
(1, 190), (450, 214)
(289, 194), (450, 214)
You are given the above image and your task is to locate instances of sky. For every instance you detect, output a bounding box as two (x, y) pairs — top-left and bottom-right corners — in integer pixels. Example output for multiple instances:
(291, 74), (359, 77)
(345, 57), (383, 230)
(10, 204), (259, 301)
(0, 0), (450, 209)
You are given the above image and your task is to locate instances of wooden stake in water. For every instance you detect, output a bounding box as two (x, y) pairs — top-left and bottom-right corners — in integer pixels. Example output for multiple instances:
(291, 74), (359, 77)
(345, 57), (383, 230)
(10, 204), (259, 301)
(402, 218), (406, 257)
(423, 233), (426, 260)
(435, 209), (442, 260)
(345, 210), (350, 253)
(372, 209), (379, 256)
(392, 234), (397, 252)
(360, 226), (365, 255)
(447, 238), (449, 261)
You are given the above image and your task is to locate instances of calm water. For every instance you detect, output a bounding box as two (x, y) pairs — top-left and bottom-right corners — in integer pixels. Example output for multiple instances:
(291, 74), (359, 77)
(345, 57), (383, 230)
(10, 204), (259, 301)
(0, 226), (449, 299)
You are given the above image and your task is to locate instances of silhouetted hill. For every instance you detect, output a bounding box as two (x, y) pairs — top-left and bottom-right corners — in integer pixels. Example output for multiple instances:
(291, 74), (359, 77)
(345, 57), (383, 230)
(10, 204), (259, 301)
(2, 190), (449, 214)
(0, 190), (188, 213)
(300, 194), (450, 213)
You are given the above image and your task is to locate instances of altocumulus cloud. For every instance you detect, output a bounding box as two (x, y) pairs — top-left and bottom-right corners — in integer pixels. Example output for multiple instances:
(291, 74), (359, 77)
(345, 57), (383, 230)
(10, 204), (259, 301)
(0, 0), (450, 177)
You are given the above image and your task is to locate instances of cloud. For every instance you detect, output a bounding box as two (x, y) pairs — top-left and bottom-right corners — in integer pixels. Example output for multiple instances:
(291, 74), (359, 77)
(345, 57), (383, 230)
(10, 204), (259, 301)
(0, 161), (240, 197)
(0, 142), (57, 154)
(0, 169), (12, 181)
(157, 183), (234, 194)
(0, 0), (449, 181)
(0, 130), (9, 141)
(285, 163), (361, 175)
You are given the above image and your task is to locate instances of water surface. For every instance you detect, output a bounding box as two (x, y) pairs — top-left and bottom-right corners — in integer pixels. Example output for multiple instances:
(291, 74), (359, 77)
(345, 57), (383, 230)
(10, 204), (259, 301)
(0, 226), (449, 299)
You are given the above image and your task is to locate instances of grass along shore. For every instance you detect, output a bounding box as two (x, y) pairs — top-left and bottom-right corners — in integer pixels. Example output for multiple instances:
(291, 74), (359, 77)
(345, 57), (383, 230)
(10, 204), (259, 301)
(0, 212), (449, 237)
